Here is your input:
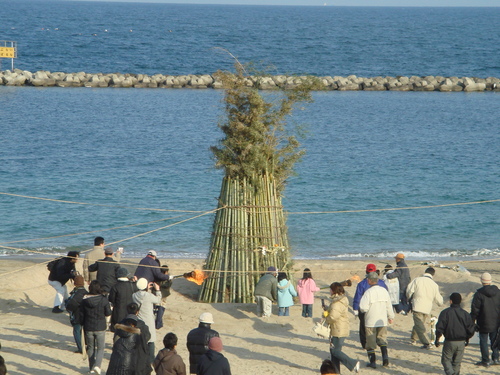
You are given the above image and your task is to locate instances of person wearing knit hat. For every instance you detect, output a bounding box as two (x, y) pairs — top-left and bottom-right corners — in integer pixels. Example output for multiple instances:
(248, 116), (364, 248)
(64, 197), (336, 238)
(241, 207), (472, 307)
(108, 268), (138, 333)
(197, 336), (231, 375)
(254, 266), (278, 318)
(186, 313), (219, 374)
(434, 293), (475, 375)
(471, 271), (500, 366)
(352, 264), (388, 350)
(65, 273), (88, 353)
(385, 252), (411, 315)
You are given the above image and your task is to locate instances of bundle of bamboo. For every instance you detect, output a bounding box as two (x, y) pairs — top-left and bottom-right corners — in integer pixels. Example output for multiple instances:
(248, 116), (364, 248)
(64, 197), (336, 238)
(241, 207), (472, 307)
(199, 175), (291, 303)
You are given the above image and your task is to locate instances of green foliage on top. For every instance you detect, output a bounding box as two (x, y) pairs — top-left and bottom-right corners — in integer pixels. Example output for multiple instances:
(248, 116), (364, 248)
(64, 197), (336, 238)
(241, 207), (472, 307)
(211, 62), (319, 192)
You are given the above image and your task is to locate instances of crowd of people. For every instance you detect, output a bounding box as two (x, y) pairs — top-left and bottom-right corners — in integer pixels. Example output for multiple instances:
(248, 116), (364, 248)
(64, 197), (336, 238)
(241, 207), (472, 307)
(42, 238), (500, 375)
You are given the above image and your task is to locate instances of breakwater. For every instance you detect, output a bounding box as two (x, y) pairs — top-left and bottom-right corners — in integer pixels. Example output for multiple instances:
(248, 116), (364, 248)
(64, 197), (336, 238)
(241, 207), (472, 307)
(1, 70), (499, 92)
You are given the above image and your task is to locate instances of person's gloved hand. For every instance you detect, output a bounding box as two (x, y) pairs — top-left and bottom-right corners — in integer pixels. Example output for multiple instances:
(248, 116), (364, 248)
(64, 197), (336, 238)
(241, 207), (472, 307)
(322, 311), (329, 318)
(434, 339), (440, 348)
(354, 310), (359, 317)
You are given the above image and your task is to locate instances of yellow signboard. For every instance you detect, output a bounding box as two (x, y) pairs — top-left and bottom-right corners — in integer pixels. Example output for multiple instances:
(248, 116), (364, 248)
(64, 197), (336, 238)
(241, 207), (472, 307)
(0, 47), (16, 58)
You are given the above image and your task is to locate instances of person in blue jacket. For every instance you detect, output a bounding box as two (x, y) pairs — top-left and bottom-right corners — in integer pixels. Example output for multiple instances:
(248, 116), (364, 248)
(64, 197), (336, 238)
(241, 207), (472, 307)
(277, 272), (297, 316)
(352, 264), (388, 349)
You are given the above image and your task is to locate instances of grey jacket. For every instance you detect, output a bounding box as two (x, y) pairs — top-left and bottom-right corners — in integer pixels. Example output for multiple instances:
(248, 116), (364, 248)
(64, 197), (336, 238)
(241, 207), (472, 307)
(254, 273), (278, 301)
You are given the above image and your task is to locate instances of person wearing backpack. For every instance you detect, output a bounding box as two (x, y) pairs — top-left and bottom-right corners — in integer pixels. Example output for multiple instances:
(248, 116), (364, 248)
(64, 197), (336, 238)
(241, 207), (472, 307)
(65, 275), (88, 353)
(47, 251), (80, 313)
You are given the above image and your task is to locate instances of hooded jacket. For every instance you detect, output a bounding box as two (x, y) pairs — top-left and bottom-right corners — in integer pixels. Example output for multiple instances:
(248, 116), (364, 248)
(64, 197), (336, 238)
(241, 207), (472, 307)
(66, 286), (88, 325)
(326, 294), (350, 337)
(471, 284), (500, 333)
(80, 294), (112, 331)
(106, 323), (141, 375)
(277, 279), (297, 308)
(186, 323), (219, 374)
(197, 349), (231, 375)
(132, 289), (161, 344)
(435, 303), (475, 342)
(153, 348), (187, 375)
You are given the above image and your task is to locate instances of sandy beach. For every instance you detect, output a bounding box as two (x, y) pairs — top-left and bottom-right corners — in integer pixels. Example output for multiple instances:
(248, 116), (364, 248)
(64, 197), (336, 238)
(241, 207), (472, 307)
(1, 256), (499, 375)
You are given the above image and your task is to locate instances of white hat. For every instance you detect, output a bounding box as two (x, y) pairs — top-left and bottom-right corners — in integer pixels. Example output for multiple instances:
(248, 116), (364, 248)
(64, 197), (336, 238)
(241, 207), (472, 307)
(199, 312), (214, 324)
(147, 250), (157, 257)
(136, 278), (148, 290)
(481, 272), (492, 284)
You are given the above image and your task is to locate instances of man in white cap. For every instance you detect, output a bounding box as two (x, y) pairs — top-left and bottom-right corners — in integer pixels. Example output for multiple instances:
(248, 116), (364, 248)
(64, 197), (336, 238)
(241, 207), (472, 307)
(471, 272), (500, 367)
(186, 312), (219, 374)
(134, 250), (170, 284)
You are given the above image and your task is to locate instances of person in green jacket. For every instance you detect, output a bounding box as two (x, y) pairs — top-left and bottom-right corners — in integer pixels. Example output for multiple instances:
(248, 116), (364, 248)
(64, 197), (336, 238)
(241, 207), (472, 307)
(254, 266), (278, 317)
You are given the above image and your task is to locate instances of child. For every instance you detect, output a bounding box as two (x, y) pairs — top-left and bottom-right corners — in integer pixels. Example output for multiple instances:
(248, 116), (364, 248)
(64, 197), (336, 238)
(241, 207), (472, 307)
(153, 332), (186, 375)
(297, 268), (320, 317)
(65, 274), (88, 353)
(277, 272), (297, 316)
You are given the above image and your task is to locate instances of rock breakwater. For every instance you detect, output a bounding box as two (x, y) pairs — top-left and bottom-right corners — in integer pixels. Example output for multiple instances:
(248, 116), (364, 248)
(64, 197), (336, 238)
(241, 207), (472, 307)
(1, 70), (499, 92)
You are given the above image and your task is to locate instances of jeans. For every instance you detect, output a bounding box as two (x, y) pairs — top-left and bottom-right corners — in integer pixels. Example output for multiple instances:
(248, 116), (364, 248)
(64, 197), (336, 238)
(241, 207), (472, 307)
(330, 336), (358, 372)
(441, 340), (465, 375)
(85, 330), (106, 370)
(73, 324), (82, 352)
(48, 280), (68, 309)
(479, 331), (499, 363)
(148, 342), (155, 363)
(302, 304), (313, 317)
(278, 307), (290, 316)
(397, 290), (411, 313)
(255, 296), (272, 317)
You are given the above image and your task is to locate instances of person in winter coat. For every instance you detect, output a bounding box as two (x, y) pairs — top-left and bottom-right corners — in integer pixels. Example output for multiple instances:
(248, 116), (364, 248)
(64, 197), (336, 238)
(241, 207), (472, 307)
(325, 282), (360, 373)
(277, 272), (297, 316)
(254, 266), (278, 318)
(134, 250), (171, 284)
(88, 247), (121, 293)
(186, 312), (219, 374)
(470, 272), (500, 367)
(106, 314), (142, 375)
(47, 250), (79, 313)
(154, 332), (187, 375)
(352, 264), (388, 349)
(109, 268), (138, 332)
(406, 267), (443, 349)
(83, 237), (122, 283)
(385, 253), (411, 314)
(133, 277), (162, 362)
(382, 265), (400, 310)
(123, 303), (152, 375)
(297, 268), (320, 318)
(65, 275), (88, 353)
(197, 337), (231, 375)
(80, 280), (112, 375)
(435, 293), (476, 375)
(359, 272), (394, 369)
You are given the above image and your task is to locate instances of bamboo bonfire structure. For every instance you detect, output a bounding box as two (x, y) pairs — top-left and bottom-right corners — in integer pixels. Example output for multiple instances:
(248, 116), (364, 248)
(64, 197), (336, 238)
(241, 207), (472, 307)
(199, 60), (317, 303)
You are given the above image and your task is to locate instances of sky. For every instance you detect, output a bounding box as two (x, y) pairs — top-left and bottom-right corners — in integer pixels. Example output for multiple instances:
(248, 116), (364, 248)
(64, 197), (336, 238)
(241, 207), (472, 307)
(62, 0), (500, 6)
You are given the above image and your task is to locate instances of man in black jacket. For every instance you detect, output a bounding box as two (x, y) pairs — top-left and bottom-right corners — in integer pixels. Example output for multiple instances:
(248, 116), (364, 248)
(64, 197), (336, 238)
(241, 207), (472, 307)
(435, 293), (475, 375)
(88, 247), (121, 293)
(471, 272), (500, 367)
(186, 312), (219, 374)
(48, 250), (79, 313)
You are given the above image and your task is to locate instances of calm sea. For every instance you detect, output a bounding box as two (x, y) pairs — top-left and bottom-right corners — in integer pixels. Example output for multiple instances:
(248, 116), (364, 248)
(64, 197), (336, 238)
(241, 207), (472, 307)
(0, 1), (499, 260)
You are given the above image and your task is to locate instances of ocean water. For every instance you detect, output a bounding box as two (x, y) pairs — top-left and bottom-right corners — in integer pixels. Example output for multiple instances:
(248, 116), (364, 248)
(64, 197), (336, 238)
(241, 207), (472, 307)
(0, 1), (499, 260)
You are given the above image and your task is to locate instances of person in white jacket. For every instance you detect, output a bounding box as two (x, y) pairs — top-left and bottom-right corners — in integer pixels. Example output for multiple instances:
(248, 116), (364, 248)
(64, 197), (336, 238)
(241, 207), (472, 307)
(359, 272), (394, 369)
(406, 267), (443, 349)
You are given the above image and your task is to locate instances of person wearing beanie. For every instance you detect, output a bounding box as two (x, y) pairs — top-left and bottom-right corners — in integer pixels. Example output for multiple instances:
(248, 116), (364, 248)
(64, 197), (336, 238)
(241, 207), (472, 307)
(197, 337), (231, 375)
(88, 247), (121, 293)
(385, 253), (411, 315)
(471, 272), (500, 366)
(186, 313), (219, 374)
(406, 267), (443, 349)
(109, 268), (138, 333)
(254, 266), (278, 318)
(435, 293), (475, 375)
(65, 274), (88, 353)
(352, 264), (388, 349)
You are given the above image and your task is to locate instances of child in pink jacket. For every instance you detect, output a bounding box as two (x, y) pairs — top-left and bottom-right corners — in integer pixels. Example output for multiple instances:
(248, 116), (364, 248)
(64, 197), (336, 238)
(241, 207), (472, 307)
(297, 268), (320, 317)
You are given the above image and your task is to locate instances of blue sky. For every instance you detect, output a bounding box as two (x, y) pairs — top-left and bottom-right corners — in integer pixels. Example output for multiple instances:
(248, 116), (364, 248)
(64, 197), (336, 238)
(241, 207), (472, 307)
(64, 0), (500, 6)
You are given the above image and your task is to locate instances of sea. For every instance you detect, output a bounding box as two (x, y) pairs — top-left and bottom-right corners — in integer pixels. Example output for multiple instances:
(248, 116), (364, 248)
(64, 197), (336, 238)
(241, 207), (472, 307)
(0, 1), (499, 261)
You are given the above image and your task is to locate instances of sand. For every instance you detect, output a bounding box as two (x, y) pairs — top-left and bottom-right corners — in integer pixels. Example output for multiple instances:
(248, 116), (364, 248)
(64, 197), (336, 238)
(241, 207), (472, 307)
(1, 256), (498, 375)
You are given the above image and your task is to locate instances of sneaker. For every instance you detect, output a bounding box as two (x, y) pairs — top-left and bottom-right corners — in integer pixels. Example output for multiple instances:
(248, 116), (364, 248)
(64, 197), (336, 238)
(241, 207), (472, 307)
(410, 340), (418, 346)
(92, 367), (101, 374)
(353, 361), (360, 373)
(421, 344), (431, 350)
(52, 306), (64, 313)
(475, 361), (490, 367)
(399, 311), (407, 316)
(492, 360), (500, 365)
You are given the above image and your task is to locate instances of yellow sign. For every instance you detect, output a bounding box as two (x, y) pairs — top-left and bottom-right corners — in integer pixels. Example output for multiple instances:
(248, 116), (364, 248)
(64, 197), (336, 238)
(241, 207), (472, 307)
(0, 47), (16, 58)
